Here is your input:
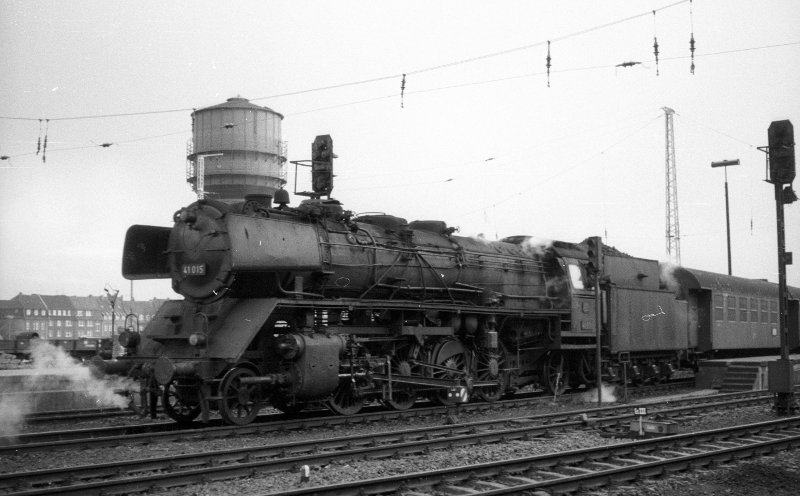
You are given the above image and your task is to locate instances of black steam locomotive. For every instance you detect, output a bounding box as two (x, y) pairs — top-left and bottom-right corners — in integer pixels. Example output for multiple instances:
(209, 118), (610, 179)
(106, 135), (800, 425)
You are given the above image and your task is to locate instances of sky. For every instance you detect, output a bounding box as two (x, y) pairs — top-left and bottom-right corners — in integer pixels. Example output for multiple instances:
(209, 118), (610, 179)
(1, 0), (799, 302)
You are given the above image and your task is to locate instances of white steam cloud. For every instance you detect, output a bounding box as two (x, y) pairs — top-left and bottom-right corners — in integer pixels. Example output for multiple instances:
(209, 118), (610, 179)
(0, 341), (135, 442)
(520, 237), (553, 257)
(580, 383), (618, 403)
(659, 262), (682, 295)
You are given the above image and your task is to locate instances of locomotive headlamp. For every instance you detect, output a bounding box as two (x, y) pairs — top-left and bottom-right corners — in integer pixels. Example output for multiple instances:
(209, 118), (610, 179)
(118, 329), (140, 349)
(188, 332), (207, 347)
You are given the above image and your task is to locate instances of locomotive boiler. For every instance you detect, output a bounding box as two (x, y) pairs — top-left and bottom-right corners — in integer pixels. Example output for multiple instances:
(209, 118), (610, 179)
(106, 134), (800, 425)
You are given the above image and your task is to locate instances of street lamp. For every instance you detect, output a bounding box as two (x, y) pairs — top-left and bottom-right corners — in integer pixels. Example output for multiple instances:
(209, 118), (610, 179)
(104, 286), (119, 357)
(711, 159), (740, 275)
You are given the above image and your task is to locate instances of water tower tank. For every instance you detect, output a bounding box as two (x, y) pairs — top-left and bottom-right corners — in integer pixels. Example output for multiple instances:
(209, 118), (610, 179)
(186, 97), (286, 202)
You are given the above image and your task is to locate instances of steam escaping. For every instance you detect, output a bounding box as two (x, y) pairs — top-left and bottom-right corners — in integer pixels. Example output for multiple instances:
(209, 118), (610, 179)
(581, 383), (618, 403)
(0, 340), (135, 442)
(520, 236), (553, 257)
(659, 262), (682, 295)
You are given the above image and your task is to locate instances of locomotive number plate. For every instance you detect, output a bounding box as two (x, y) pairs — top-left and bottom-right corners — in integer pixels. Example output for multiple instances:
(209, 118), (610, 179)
(182, 264), (206, 276)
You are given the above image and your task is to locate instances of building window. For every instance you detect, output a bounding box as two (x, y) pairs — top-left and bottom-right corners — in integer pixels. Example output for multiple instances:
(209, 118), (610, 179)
(726, 296), (736, 322)
(66, 320), (72, 327)
(86, 310), (92, 317)
(65, 330), (72, 338)
(739, 297), (748, 322)
(26, 309), (31, 316)
(713, 294), (724, 321)
(77, 310), (84, 317)
(57, 320), (62, 327)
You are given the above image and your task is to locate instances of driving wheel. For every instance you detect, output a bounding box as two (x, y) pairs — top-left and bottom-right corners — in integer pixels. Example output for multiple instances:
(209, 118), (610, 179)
(542, 352), (568, 395)
(218, 367), (261, 425)
(326, 379), (365, 415)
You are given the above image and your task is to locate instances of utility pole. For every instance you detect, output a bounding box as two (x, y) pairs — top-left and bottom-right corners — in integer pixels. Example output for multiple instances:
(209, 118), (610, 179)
(105, 286), (119, 358)
(664, 107), (681, 265)
(711, 159), (740, 275)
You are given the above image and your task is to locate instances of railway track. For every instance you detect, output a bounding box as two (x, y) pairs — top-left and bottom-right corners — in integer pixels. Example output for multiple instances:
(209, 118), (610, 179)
(22, 407), (139, 424)
(0, 391), (778, 495)
(2, 380), (692, 452)
(2, 395), (549, 452)
(276, 416), (800, 496)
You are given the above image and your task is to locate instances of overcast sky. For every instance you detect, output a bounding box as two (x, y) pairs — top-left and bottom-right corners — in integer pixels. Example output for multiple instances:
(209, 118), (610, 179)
(1, 0), (799, 301)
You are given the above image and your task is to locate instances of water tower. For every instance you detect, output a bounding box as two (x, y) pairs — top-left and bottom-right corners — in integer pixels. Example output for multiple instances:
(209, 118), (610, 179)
(186, 97), (287, 202)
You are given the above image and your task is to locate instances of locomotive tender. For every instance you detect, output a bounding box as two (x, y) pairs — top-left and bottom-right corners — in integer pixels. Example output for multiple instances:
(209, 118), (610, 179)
(109, 135), (800, 425)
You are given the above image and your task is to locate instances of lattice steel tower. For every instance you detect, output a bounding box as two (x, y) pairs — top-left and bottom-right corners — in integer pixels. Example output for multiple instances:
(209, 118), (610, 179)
(663, 107), (681, 265)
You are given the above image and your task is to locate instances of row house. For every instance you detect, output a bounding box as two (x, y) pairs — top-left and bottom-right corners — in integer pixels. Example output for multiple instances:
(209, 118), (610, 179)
(0, 293), (168, 341)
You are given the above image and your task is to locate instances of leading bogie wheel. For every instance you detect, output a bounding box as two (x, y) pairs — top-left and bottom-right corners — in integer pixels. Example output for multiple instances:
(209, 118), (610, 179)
(162, 380), (201, 424)
(219, 367), (262, 425)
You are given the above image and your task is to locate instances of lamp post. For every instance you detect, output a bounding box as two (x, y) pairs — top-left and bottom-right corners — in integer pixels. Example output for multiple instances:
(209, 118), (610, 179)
(104, 287), (119, 357)
(711, 159), (740, 275)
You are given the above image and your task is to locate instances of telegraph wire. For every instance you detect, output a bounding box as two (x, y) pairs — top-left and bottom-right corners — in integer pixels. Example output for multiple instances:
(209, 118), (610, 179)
(1, 0), (690, 123)
(1, 39), (797, 161)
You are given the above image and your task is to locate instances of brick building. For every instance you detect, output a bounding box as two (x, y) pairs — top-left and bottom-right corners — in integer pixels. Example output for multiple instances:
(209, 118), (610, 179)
(0, 293), (168, 341)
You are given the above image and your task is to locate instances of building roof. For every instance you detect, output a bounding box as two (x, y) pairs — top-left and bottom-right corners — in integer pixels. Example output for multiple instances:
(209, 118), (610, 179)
(10, 294), (73, 310)
(195, 96), (282, 118)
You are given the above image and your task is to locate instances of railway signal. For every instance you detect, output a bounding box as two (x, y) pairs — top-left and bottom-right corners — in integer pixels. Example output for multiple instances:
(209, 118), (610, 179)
(586, 236), (604, 285)
(585, 236), (605, 406)
(762, 119), (798, 414)
(768, 120), (795, 185)
(311, 134), (335, 198)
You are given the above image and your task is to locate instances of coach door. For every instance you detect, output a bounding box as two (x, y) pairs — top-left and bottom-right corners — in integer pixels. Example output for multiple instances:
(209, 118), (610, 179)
(789, 298), (799, 350)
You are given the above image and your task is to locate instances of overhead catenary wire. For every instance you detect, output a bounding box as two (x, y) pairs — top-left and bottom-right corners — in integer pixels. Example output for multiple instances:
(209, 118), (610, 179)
(1, 39), (798, 162)
(0, 0), (691, 124)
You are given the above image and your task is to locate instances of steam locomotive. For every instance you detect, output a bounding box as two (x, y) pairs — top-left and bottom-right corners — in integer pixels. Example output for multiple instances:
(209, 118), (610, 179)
(104, 135), (800, 425)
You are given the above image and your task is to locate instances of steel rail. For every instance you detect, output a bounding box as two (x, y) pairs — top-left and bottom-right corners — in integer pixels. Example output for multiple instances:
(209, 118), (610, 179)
(268, 416), (800, 496)
(0, 380), (712, 454)
(0, 383), (741, 454)
(0, 394), (775, 495)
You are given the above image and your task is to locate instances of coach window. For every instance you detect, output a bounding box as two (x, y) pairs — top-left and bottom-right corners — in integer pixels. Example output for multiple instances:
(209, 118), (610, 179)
(739, 297), (748, 322)
(713, 294), (724, 320)
(726, 295), (736, 322)
(770, 300), (778, 324)
(750, 299), (759, 322)
(761, 299), (769, 323)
